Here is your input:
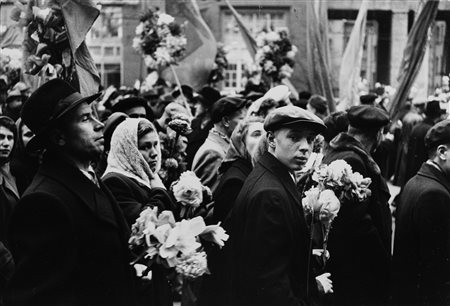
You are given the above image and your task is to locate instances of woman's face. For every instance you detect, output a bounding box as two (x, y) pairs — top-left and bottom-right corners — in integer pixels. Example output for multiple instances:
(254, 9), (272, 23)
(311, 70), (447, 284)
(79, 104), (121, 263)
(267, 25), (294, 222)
(244, 121), (264, 156)
(21, 124), (34, 149)
(138, 131), (160, 172)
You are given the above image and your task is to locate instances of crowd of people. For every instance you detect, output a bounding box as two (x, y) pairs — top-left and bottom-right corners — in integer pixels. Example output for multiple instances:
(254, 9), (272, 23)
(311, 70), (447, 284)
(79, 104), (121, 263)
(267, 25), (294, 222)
(0, 74), (449, 306)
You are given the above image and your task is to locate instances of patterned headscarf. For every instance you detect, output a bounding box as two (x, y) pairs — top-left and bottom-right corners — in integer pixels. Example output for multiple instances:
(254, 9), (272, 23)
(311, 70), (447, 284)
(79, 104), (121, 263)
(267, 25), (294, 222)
(103, 118), (161, 187)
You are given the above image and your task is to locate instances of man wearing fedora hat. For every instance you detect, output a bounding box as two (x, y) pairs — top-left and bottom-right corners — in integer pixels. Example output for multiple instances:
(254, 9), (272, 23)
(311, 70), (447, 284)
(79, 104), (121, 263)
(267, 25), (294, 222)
(321, 105), (392, 305)
(6, 79), (136, 305)
(229, 105), (332, 306)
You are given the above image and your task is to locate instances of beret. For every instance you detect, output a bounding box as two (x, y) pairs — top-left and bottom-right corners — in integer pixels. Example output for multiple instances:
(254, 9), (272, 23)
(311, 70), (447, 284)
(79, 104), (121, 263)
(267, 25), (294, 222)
(347, 105), (389, 129)
(264, 105), (326, 133)
(359, 93), (378, 105)
(425, 119), (450, 149)
(211, 96), (247, 123)
(111, 96), (147, 113)
(172, 85), (195, 100)
(198, 86), (221, 108)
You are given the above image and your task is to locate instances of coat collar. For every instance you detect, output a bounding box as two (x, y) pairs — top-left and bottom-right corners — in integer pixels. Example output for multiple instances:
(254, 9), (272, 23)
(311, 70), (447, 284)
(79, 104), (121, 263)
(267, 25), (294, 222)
(417, 162), (450, 194)
(258, 152), (302, 206)
(208, 128), (230, 154)
(38, 153), (123, 230)
(0, 163), (20, 199)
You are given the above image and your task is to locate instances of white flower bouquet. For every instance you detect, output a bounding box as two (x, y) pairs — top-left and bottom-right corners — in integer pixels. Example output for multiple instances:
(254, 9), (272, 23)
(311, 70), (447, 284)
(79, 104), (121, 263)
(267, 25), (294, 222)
(255, 29), (298, 84)
(129, 207), (228, 279)
(302, 159), (372, 264)
(133, 9), (187, 70)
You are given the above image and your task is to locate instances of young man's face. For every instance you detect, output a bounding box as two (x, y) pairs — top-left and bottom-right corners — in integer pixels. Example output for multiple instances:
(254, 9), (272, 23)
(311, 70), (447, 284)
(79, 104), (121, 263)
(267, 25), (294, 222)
(0, 126), (14, 164)
(60, 102), (104, 162)
(269, 126), (315, 171)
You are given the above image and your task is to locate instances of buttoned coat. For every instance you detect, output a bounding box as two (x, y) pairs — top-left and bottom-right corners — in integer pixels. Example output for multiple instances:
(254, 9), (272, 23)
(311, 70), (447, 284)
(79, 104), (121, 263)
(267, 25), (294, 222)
(229, 152), (313, 306)
(6, 153), (136, 306)
(392, 162), (450, 305)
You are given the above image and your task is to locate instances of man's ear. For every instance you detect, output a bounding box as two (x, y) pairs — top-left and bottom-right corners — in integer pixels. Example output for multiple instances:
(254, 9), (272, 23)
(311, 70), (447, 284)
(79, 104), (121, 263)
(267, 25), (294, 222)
(437, 145), (448, 161)
(221, 116), (230, 128)
(267, 131), (276, 149)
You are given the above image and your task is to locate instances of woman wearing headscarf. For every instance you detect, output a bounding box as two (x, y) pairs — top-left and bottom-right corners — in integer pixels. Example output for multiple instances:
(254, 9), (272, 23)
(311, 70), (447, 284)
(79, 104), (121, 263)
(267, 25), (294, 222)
(10, 118), (41, 195)
(102, 118), (176, 306)
(198, 117), (265, 306)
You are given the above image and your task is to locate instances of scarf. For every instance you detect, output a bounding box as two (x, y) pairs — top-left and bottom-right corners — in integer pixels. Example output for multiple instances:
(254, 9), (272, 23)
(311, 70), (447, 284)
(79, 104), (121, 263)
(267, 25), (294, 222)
(103, 118), (161, 188)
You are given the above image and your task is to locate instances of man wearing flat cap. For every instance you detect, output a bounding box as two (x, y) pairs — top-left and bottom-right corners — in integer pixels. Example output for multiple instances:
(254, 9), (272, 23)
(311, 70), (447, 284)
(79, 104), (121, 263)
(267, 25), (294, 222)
(392, 119), (450, 306)
(229, 105), (332, 306)
(192, 96), (247, 193)
(6, 79), (136, 305)
(321, 105), (392, 305)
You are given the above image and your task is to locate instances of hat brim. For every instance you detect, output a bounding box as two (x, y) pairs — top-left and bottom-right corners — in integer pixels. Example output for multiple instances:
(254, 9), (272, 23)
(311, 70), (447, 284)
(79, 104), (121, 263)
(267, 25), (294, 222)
(26, 92), (101, 152)
(268, 119), (327, 134)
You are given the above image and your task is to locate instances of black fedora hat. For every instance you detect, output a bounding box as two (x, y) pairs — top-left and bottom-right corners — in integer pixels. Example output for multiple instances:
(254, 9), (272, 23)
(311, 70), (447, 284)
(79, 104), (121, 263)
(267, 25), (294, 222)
(21, 78), (101, 151)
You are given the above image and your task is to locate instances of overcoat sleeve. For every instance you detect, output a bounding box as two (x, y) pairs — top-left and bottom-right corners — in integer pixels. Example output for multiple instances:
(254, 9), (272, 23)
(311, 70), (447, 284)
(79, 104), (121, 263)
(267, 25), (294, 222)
(192, 149), (222, 190)
(6, 192), (78, 305)
(415, 190), (450, 304)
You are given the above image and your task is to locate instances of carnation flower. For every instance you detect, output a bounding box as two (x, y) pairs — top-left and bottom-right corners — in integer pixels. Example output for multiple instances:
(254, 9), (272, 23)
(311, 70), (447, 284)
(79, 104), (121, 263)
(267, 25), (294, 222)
(302, 186), (322, 212)
(265, 31), (280, 42)
(175, 251), (209, 279)
(286, 50), (296, 59)
(171, 171), (205, 207)
(319, 189), (341, 222)
(168, 114), (192, 136)
(164, 157), (179, 169)
(157, 13), (175, 26)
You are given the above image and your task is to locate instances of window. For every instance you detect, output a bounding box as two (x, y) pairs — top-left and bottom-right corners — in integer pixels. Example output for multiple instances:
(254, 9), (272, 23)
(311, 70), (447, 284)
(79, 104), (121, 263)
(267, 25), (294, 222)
(88, 6), (122, 40)
(221, 8), (288, 92)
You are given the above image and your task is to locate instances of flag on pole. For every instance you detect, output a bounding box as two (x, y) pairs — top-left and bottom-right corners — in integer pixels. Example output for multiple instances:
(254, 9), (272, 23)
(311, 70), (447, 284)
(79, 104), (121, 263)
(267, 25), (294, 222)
(389, 0), (440, 119)
(164, 0), (217, 91)
(305, 0), (336, 112)
(56, 0), (101, 96)
(337, 0), (369, 111)
(224, 0), (257, 58)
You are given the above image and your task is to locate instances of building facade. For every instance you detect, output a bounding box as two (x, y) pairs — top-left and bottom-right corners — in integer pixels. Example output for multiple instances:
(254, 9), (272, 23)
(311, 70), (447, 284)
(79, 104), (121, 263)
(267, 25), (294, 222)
(1, 0), (449, 96)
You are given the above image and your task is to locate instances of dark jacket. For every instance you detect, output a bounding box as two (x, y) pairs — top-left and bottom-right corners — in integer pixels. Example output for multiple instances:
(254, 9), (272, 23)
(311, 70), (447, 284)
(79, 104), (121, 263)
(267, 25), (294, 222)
(404, 118), (435, 184)
(102, 172), (176, 306)
(102, 172), (177, 227)
(199, 157), (253, 306)
(6, 153), (136, 306)
(229, 152), (313, 306)
(322, 132), (391, 305)
(392, 162), (450, 305)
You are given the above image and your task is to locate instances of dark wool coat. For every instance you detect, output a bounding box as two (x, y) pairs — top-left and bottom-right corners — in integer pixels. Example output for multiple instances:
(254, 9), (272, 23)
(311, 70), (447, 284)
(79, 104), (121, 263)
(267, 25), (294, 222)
(403, 118), (435, 184)
(229, 152), (314, 306)
(102, 172), (177, 227)
(392, 162), (450, 305)
(322, 132), (391, 305)
(102, 172), (176, 306)
(198, 157), (253, 306)
(6, 153), (136, 306)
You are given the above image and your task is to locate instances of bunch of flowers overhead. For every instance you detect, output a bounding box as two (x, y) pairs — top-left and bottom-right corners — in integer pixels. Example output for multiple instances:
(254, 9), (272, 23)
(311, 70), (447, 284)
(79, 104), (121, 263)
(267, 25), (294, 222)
(255, 29), (298, 83)
(12, 1), (74, 80)
(158, 113), (192, 187)
(133, 9), (187, 70)
(301, 159), (372, 263)
(0, 48), (22, 85)
(129, 207), (228, 279)
(208, 43), (229, 85)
